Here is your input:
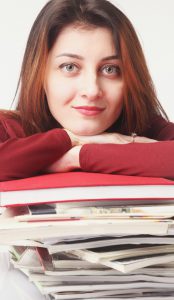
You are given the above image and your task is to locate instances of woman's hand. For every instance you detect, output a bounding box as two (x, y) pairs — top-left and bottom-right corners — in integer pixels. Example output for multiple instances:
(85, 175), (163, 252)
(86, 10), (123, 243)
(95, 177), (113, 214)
(133, 136), (157, 143)
(45, 146), (82, 173)
(64, 129), (81, 147)
(65, 129), (157, 145)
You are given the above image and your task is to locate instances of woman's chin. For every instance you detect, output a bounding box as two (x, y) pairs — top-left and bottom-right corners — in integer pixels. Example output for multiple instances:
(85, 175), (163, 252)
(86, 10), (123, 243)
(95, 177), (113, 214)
(67, 127), (105, 136)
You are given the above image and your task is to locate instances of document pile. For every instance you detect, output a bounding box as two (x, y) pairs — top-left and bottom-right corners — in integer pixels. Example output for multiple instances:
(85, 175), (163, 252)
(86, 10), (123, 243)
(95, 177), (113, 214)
(1, 172), (174, 299)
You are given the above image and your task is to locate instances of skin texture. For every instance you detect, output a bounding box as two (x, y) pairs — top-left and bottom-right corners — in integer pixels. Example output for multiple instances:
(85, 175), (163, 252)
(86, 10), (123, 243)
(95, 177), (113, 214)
(44, 24), (157, 173)
(44, 25), (124, 136)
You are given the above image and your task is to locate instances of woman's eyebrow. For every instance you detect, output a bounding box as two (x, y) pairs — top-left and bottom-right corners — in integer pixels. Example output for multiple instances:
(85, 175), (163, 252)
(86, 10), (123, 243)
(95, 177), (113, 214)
(55, 53), (119, 60)
(101, 55), (120, 61)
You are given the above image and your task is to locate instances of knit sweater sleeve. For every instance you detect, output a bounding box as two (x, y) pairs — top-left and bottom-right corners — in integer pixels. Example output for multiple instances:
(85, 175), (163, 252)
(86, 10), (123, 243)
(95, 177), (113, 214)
(80, 117), (174, 179)
(0, 119), (72, 181)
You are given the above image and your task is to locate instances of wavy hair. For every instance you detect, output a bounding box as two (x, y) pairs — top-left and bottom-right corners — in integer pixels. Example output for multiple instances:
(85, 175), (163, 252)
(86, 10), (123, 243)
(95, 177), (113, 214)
(9, 0), (168, 135)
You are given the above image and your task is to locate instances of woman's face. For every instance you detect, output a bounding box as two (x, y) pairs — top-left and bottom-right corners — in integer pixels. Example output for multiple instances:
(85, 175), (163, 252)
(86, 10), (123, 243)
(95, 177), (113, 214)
(44, 24), (124, 136)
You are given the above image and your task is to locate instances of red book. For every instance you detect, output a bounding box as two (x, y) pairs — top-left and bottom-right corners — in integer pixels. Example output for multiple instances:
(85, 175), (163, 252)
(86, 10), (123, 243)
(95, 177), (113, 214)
(0, 172), (174, 207)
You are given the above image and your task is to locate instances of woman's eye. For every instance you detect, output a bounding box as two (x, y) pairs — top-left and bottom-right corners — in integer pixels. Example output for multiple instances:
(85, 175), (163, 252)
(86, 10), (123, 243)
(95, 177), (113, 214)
(59, 63), (78, 73)
(101, 65), (121, 76)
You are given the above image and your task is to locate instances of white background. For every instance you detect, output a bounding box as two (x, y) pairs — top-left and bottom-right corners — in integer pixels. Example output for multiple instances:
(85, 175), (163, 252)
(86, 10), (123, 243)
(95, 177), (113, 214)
(0, 0), (174, 121)
(0, 2), (174, 299)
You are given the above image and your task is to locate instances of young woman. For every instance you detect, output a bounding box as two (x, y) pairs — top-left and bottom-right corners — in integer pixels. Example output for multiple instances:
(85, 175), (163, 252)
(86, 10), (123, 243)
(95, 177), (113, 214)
(0, 0), (174, 182)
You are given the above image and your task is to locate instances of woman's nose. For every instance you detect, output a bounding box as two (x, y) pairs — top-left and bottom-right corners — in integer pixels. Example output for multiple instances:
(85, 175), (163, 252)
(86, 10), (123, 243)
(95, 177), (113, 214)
(79, 73), (103, 100)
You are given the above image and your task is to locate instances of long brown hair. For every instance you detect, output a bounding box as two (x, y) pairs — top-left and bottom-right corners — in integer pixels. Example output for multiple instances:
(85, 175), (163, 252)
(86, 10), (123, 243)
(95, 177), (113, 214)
(9, 0), (168, 135)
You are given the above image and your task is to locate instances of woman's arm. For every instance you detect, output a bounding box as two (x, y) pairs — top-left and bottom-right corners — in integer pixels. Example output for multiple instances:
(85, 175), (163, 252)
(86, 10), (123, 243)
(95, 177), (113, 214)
(47, 119), (174, 179)
(79, 117), (174, 179)
(37, 116), (174, 179)
(80, 141), (174, 179)
(0, 123), (72, 181)
(45, 133), (157, 174)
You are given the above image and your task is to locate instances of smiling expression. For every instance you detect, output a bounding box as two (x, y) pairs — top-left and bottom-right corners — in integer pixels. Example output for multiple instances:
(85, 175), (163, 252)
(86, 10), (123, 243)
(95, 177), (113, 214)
(44, 24), (124, 136)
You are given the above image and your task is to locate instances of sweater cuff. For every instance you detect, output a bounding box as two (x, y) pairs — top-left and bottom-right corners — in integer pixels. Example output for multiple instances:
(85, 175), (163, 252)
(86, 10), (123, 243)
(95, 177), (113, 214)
(59, 129), (72, 151)
(79, 144), (91, 171)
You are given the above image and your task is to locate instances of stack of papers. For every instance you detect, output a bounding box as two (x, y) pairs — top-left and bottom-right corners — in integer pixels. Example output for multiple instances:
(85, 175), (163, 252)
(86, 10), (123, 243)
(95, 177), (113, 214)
(1, 172), (174, 299)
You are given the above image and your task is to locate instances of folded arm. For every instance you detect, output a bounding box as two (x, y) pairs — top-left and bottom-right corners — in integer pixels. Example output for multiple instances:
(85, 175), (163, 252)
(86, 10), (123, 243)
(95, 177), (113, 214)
(0, 127), (72, 181)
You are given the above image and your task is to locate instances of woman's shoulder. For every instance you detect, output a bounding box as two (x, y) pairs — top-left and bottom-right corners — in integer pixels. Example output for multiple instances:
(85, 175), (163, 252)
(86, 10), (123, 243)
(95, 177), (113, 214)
(0, 109), (20, 120)
(0, 110), (25, 140)
(145, 114), (174, 141)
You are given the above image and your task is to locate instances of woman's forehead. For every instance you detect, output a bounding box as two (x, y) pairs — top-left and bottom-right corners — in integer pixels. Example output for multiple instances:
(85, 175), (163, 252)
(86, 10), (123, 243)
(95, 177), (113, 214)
(50, 25), (118, 59)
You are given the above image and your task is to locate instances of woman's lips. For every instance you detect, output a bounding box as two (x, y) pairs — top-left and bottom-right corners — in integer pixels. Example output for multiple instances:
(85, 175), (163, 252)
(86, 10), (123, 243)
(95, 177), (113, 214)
(73, 106), (105, 116)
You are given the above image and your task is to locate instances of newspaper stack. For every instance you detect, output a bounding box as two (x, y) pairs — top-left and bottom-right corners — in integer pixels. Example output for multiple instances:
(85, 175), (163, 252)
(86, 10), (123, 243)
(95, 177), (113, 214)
(1, 201), (174, 300)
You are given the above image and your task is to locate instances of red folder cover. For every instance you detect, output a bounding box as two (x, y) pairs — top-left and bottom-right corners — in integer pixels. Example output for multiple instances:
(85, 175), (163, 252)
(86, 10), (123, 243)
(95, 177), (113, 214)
(0, 172), (173, 191)
(0, 172), (174, 207)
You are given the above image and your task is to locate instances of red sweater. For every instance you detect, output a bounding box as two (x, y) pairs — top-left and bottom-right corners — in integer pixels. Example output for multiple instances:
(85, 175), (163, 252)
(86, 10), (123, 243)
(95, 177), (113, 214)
(0, 114), (174, 181)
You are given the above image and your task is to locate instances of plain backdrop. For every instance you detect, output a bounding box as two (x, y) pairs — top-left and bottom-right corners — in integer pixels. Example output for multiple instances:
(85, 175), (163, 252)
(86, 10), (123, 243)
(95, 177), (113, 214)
(0, 0), (174, 120)
(0, 2), (174, 299)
